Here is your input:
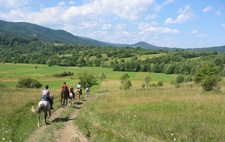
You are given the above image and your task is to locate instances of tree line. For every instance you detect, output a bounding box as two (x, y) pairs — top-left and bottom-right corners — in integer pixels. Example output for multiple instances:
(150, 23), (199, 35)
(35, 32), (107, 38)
(1, 34), (225, 78)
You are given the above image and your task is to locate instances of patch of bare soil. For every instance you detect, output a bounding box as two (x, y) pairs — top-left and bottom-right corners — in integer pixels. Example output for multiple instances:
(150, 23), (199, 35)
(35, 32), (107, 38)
(54, 104), (87, 142)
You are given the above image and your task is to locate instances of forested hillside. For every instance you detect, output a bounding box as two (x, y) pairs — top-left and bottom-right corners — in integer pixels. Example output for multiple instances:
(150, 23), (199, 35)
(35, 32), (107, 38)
(1, 20), (225, 52)
(1, 34), (225, 77)
(0, 20), (118, 46)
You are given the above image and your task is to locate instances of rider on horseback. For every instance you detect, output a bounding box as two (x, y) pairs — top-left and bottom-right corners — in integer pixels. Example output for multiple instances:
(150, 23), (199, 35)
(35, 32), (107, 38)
(62, 82), (69, 95)
(42, 85), (54, 109)
(77, 82), (82, 94)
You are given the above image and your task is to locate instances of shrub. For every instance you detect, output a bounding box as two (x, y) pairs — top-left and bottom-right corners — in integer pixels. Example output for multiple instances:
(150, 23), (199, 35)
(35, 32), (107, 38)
(17, 78), (42, 88)
(157, 81), (163, 86)
(120, 73), (132, 90)
(78, 73), (98, 88)
(53, 71), (74, 77)
(194, 63), (220, 91)
(141, 83), (145, 88)
(99, 73), (106, 81)
(201, 75), (218, 91)
(176, 75), (184, 83)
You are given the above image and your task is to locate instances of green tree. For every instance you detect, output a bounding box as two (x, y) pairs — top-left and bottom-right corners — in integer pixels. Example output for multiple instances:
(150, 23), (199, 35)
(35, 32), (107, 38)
(78, 73), (98, 88)
(99, 73), (106, 81)
(120, 73), (132, 90)
(176, 75), (184, 83)
(145, 75), (151, 86)
(194, 63), (220, 91)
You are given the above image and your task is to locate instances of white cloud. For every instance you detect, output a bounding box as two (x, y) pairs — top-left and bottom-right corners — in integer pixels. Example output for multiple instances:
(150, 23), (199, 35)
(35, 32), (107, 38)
(58, 1), (65, 6)
(198, 33), (208, 37)
(203, 6), (213, 12)
(115, 24), (126, 31)
(102, 24), (112, 30)
(145, 14), (157, 20)
(164, 5), (195, 25)
(152, 0), (175, 13)
(0, 0), (29, 8)
(221, 23), (225, 29)
(69, 1), (76, 5)
(215, 11), (222, 16)
(138, 22), (179, 34)
(192, 30), (198, 34)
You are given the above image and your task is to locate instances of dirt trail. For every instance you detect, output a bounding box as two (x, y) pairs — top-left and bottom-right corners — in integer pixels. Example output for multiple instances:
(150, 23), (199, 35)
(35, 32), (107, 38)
(26, 100), (88, 142)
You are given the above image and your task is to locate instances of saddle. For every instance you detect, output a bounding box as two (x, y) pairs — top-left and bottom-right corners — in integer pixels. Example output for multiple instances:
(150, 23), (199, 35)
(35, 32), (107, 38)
(40, 97), (48, 101)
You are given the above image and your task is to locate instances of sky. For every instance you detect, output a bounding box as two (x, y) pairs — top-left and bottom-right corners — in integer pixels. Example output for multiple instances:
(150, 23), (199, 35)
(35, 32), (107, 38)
(0, 0), (225, 48)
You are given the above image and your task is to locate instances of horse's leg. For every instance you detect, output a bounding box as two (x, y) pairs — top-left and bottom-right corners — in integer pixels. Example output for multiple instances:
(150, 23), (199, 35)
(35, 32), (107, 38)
(38, 113), (40, 127)
(45, 112), (47, 124)
(61, 98), (62, 106)
(49, 110), (51, 118)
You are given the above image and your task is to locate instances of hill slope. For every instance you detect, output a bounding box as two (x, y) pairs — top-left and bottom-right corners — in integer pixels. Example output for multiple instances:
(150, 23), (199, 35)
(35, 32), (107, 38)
(0, 20), (118, 46)
(0, 20), (225, 52)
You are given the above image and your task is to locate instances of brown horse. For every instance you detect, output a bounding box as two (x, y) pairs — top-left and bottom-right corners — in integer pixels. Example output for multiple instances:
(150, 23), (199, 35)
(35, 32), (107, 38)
(75, 89), (81, 100)
(61, 89), (69, 107)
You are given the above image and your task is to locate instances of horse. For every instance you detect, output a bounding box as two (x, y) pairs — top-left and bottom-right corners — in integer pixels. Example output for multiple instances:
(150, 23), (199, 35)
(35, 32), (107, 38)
(75, 88), (81, 100)
(31, 95), (54, 127)
(68, 92), (73, 106)
(61, 89), (69, 107)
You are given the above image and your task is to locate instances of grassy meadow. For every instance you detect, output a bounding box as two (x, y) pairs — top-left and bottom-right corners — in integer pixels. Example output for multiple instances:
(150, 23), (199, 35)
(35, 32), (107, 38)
(76, 84), (225, 142)
(0, 63), (224, 141)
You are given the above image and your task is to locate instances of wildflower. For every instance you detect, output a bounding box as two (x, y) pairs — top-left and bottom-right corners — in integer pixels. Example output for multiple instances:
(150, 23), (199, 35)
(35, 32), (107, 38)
(134, 115), (136, 117)
(5, 131), (8, 133)
(174, 138), (176, 141)
(171, 134), (174, 136)
(2, 138), (5, 141)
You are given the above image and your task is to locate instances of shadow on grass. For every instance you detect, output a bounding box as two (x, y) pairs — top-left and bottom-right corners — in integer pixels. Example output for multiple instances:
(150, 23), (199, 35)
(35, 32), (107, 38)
(73, 101), (83, 105)
(52, 117), (69, 122)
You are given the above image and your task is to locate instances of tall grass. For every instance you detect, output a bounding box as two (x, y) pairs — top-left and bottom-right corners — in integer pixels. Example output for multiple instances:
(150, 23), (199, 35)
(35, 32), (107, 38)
(0, 87), (61, 141)
(76, 83), (225, 142)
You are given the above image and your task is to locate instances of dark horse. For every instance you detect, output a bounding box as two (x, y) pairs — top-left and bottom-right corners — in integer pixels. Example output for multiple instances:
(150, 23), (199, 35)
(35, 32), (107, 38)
(61, 89), (69, 107)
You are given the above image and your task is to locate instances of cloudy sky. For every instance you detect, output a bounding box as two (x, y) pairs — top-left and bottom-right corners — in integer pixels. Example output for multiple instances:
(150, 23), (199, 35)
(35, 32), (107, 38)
(0, 0), (225, 48)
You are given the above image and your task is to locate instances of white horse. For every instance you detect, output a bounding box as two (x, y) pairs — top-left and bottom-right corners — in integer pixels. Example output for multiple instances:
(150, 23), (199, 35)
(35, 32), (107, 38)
(32, 95), (54, 127)
(68, 92), (73, 106)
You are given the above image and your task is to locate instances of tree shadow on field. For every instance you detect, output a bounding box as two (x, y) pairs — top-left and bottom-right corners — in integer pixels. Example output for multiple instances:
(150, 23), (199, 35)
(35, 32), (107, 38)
(52, 117), (70, 122)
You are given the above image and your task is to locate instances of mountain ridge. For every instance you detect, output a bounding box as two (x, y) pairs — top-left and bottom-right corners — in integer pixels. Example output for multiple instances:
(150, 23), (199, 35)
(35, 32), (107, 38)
(0, 20), (225, 52)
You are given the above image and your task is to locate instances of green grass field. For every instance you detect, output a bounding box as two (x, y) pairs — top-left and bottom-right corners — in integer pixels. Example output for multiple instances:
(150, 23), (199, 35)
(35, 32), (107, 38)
(0, 63), (224, 141)
(76, 85), (225, 142)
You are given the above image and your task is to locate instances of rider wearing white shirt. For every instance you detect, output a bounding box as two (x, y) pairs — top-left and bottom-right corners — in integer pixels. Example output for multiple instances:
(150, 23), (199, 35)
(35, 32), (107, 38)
(77, 83), (82, 94)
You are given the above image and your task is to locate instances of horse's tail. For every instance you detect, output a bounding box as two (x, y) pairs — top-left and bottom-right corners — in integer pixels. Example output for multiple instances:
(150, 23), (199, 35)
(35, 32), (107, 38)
(31, 103), (45, 113)
(31, 106), (38, 113)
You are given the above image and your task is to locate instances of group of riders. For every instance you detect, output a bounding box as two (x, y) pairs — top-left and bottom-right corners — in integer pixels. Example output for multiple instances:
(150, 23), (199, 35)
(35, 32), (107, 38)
(42, 82), (90, 109)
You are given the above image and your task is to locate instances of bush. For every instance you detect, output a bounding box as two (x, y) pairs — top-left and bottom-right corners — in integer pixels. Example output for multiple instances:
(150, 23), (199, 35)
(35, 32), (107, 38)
(120, 73), (132, 90)
(17, 78), (42, 88)
(53, 71), (74, 77)
(201, 75), (218, 91)
(176, 75), (184, 83)
(78, 73), (98, 88)
(157, 81), (163, 86)
(194, 63), (220, 91)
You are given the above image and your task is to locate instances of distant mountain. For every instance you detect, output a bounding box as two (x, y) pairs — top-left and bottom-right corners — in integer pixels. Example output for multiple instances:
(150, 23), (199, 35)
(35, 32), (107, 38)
(129, 41), (178, 51)
(0, 20), (225, 52)
(0, 20), (119, 47)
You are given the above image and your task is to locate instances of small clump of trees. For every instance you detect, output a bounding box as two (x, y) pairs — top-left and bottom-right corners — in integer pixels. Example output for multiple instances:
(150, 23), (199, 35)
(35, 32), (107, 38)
(120, 73), (132, 90)
(78, 73), (98, 89)
(194, 63), (220, 91)
(16, 78), (42, 88)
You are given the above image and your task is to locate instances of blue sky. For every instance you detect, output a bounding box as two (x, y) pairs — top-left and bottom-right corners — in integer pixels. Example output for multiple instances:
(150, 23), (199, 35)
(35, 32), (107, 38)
(0, 0), (225, 48)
